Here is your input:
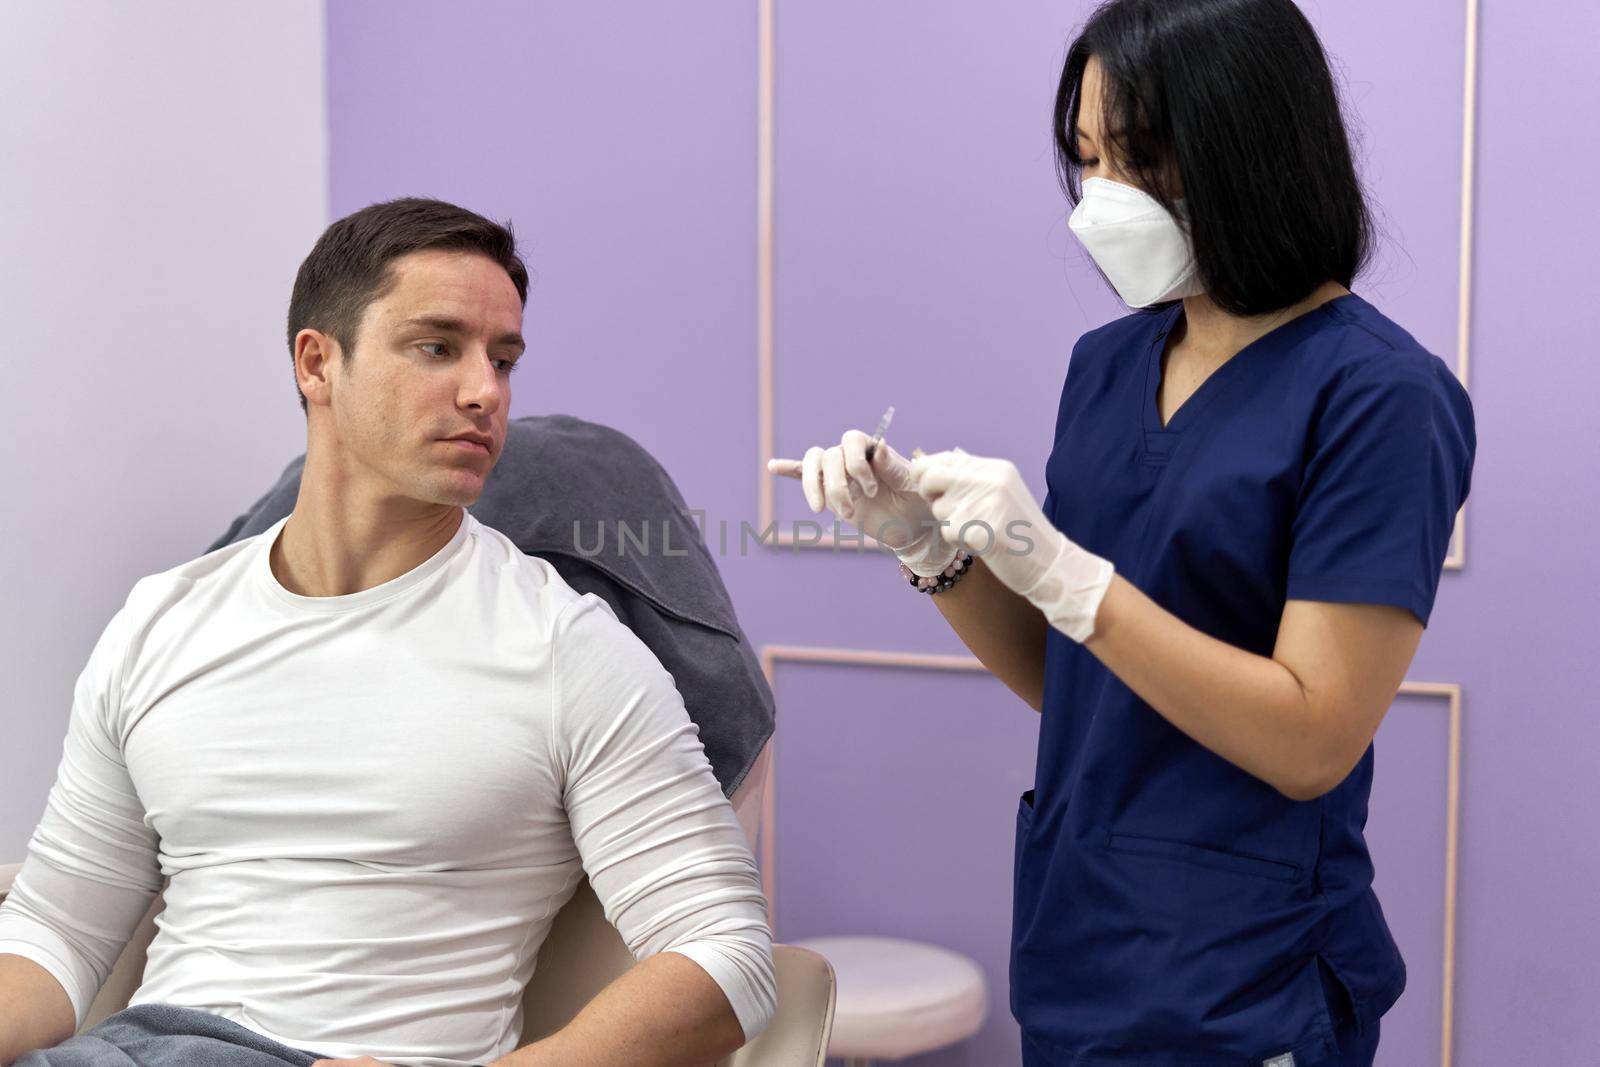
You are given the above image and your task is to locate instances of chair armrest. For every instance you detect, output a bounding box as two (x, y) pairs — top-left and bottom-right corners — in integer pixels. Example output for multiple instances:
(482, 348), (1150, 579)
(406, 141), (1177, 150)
(719, 945), (836, 1067)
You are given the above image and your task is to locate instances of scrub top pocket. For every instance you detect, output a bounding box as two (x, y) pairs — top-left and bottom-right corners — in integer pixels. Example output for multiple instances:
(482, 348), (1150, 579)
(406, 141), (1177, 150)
(1105, 830), (1302, 883)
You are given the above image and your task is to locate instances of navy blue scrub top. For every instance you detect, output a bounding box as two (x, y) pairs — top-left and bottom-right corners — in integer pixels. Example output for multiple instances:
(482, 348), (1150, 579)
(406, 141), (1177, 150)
(1014, 294), (1475, 1065)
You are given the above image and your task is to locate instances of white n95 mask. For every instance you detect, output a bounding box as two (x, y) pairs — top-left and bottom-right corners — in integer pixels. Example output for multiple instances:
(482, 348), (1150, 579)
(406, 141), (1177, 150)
(1067, 176), (1205, 308)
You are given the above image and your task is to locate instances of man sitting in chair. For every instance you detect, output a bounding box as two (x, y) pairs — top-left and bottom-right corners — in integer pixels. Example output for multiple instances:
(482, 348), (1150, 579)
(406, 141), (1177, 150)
(0, 199), (775, 1067)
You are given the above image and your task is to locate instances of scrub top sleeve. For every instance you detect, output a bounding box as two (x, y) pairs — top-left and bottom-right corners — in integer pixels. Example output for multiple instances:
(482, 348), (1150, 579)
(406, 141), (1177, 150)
(1285, 357), (1474, 627)
(1053, 334), (1095, 440)
(1040, 335), (1096, 524)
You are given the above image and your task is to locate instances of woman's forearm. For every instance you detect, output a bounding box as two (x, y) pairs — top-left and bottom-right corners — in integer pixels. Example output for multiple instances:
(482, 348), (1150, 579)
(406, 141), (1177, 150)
(1084, 576), (1411, 801)
(931, 557), (1050, 712)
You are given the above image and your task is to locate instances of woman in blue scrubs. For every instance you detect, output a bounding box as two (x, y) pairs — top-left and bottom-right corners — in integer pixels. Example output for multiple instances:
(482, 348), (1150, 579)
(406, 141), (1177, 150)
(774, 0), (1475, 1063)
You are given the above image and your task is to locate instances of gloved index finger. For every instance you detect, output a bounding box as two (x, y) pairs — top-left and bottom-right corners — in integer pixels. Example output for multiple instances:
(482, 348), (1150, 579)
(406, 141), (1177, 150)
(840, 431), (879, 497)
(801, 446), (827, 512)
(767, 458), (804, 479)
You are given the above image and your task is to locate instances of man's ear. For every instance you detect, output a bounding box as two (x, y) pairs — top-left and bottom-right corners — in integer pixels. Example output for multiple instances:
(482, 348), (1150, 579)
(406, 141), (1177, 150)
(294, 328), (341, 409)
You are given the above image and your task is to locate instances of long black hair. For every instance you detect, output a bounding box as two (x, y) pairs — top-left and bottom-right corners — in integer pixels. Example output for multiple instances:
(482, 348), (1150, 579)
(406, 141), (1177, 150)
(1055, 0), (1373, 315)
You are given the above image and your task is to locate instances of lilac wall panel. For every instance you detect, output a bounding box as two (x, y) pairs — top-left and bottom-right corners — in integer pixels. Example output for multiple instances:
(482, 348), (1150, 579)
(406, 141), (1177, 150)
(1302, 0), (1466, 361)
(1366, 693), (1453, 1067)
(772, 663), (1039, 1064)
(1449, 1), (1600, 1059)
(773, 2), (1119, 540)
(327, 0), (756, 524)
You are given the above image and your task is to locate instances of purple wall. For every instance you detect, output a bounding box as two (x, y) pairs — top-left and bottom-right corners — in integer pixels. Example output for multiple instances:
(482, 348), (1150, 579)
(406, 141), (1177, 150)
(326, 2), (755, 528)
(1450, 0), (1600, 1056)
(325, 1), (1600, 1062)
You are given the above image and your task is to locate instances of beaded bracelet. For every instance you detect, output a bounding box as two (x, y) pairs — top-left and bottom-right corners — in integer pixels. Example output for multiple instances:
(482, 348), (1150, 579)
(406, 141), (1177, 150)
(898, 549), (974, 594)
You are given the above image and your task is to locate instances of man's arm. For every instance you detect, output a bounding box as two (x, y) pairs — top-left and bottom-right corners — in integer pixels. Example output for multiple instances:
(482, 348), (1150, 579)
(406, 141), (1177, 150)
(0, 954), (75, 1065)
(0, 602), (164, 1061)
(520, 593), (776, 1067)
(491, 951), (742, 1067)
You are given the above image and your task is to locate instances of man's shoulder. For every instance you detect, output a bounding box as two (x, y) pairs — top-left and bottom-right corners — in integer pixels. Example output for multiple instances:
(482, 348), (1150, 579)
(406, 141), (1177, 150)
(120, 525), (269, 624)
(91, 526), (273, 676)
(467, 516), (614, 632)
(544, 581), (665, 684)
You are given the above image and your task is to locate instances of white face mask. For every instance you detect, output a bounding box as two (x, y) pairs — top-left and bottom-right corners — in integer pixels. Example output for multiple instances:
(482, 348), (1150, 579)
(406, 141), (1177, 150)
(1067, 176), (1205, 308)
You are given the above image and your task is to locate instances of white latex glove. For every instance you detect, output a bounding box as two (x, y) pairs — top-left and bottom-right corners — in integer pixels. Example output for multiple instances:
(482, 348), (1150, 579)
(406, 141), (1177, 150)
(767, 430), (959, 576)
(911, 448), (1115, 642)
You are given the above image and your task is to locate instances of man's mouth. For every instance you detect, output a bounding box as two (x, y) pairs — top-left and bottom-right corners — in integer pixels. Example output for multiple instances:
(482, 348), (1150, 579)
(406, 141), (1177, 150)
(443, 433), (492, 454)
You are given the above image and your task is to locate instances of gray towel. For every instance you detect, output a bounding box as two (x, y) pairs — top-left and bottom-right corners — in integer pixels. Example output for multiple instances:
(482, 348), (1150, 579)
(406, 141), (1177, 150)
(15, 1004), (322, 1065)
(206, 414), (774, 796)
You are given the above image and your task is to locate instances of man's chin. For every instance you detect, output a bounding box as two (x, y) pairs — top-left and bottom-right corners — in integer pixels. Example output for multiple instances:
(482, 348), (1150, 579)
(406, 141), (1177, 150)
(420, 468), (488, 508)
(436, 484), (485, 508)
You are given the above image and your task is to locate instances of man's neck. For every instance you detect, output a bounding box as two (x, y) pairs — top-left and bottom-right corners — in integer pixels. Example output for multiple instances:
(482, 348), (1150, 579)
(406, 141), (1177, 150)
(270, 454), (465, 598)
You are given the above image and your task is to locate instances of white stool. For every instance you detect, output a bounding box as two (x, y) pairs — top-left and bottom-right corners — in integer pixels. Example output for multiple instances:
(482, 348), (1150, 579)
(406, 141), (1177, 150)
(792, 935), (988, 1066)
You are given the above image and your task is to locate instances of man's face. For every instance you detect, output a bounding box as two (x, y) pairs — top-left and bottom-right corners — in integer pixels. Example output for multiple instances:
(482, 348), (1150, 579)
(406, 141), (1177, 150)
(321, 249), (525, 508)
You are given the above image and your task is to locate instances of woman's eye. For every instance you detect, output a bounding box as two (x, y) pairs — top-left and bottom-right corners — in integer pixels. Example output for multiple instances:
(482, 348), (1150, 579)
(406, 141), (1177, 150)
(495, 360), (520, 375)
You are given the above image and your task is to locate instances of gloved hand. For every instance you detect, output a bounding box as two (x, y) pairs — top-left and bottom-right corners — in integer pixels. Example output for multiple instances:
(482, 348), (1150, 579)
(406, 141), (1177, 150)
(768, 430), (959, 576)
(910, 448), (1115, 642)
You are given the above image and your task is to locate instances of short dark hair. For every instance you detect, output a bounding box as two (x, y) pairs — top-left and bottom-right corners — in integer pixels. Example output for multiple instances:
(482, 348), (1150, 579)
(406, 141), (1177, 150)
(286, 197), (530, 412)
(1054, 0), (1373, 315)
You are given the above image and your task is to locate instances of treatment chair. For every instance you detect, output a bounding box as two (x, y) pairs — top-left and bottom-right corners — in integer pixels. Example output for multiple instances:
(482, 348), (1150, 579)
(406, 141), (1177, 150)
(0, 861), (834, 1066)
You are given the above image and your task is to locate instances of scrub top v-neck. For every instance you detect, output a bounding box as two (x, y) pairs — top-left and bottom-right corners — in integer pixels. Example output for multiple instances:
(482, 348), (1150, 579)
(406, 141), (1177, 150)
(1012, 293), (1474, 1065)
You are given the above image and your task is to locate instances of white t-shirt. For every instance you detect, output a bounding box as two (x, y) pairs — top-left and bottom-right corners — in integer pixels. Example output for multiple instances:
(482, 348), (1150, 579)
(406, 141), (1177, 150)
(0, 511), (774, 1066)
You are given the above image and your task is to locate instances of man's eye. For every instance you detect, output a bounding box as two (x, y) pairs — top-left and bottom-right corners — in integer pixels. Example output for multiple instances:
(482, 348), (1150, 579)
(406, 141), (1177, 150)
(420, 342), (449, 357)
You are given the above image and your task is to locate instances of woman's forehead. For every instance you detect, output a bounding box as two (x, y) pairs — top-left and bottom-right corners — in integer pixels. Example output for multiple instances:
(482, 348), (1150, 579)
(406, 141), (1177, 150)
(1077, 56), (1105, 133)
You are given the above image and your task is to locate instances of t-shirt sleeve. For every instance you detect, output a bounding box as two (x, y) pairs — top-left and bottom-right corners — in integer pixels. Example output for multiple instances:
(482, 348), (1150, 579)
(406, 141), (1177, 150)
(1285, 355), (1475, 626)
(0, 604), (164, 1027)
(548, 593), (775, 1043)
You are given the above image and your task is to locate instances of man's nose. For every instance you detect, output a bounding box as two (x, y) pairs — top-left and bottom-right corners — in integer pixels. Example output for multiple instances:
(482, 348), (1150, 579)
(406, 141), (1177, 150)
(458, 349), (504, 413)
